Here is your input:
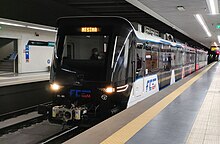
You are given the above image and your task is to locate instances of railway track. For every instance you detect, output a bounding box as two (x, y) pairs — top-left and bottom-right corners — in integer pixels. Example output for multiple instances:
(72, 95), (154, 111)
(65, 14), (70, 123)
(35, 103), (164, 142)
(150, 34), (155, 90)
(0, 111), (45, 137)
(0, 101), (107, 144)
(0, 102), (51, 122)
(0, 109), (96, 144)
(40, 126), (79, 144)
(0, 112), (75, 144)
(0, 105), (38, 122)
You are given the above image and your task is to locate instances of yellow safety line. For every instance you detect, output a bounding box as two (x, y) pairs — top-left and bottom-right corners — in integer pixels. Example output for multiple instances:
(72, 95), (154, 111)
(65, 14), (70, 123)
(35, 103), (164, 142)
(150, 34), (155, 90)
(101, 62), (216, 144)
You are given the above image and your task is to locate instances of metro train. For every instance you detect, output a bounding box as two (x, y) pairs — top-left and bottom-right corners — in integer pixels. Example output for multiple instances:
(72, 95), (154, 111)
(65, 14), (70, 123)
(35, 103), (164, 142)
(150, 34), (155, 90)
(38, 16), (207, 125)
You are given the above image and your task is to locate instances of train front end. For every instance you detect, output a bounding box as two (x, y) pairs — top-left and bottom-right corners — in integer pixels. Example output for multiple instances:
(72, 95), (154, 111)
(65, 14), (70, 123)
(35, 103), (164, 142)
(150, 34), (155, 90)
(45, 17), (133, 125)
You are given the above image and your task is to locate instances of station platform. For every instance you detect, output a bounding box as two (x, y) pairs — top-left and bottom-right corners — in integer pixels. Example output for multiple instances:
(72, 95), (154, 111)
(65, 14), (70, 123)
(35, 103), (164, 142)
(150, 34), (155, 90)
(0, 72), (50, 87)
(64, 62), (219, 144)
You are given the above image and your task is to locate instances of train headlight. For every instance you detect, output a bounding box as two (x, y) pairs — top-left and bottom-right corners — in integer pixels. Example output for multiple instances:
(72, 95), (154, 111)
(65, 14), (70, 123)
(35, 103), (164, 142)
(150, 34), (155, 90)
(50, 83), (62, 91)
(103, 87), (115, 94)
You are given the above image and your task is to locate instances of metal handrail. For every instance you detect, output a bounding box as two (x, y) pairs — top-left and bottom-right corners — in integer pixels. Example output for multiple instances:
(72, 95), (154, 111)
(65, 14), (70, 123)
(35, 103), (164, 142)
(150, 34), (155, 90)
(0, 52), (17, 75)
(11, 52), (18, 74)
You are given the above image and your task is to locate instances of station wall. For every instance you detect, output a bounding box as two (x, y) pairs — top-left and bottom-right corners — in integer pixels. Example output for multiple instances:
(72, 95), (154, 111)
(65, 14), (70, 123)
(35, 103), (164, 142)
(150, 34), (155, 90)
(0, 24), (56, 73)
(26, 45), (54, 72)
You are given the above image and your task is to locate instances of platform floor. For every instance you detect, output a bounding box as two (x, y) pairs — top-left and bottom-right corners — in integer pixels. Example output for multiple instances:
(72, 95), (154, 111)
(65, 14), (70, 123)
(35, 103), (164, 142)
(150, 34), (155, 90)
(0, 72), (49, 87)
(64, 62), (218, 144)
(186, 64), (220, 144)
(126, 64), (218, 144)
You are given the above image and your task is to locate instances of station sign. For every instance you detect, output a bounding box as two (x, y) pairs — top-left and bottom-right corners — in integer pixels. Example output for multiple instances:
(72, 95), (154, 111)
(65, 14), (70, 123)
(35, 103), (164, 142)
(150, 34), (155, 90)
(25, 45), (30, 62)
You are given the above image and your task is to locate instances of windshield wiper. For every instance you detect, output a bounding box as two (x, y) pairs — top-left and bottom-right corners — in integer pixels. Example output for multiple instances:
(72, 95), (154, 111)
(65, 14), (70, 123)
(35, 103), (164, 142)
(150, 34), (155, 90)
(61, 68), (77, 74)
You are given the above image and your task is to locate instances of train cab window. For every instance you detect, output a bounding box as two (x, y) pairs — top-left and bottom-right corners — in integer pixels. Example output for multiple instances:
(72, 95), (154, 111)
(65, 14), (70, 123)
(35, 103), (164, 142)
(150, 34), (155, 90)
(111, 33), (132, 84)
(112, 36), (127, 66)
(62, 35), (108, 60)
(60, 35), (109, 81)
(112, 37), (130, 81)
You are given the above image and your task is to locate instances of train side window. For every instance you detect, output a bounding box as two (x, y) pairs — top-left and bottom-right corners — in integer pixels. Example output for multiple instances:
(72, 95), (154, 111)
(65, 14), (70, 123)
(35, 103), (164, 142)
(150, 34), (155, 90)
(151, 50), (159, 70)
(145, 51), (151, 71)
(145, 42), (160, 73)
(136, 43), (144, 78)
(174, 49), (182, 67)
(161, 52), (172, 71)
(136, 53), (142, 70)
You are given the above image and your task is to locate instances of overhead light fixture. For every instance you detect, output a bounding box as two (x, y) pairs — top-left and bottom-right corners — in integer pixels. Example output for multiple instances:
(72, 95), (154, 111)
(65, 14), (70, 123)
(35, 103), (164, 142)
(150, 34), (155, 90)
(0, 21), (26, 27)
(27, 26), (57, 32)
(218, 35), (220, 43)
(206, 0), (219, 15)
(0, 18), (57, 32)
(177, 6), (186, 11)
(194, 14), (212, 37)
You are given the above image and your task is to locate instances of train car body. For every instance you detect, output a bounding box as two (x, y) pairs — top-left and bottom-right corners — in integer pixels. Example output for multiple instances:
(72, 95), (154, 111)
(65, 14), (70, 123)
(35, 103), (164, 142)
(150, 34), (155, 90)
(39, 16), (207, 125)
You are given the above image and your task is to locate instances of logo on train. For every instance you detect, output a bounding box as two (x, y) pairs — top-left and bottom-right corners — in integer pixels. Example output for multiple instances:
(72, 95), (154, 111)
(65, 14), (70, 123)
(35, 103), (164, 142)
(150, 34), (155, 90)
(69, 89), (92, 98)
(146, 78), (157, 92)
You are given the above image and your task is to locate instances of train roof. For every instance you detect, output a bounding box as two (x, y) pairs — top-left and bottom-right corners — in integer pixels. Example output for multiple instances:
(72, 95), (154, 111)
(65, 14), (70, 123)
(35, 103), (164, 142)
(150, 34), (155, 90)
(133, 30), (183, 48)
(56, 16), (132, 27)
(56, 16), (206, 51)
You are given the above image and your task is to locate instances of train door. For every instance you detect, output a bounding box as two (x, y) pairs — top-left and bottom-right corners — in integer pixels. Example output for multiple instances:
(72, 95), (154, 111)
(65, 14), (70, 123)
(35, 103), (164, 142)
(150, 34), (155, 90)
(132, 42), (145, 100)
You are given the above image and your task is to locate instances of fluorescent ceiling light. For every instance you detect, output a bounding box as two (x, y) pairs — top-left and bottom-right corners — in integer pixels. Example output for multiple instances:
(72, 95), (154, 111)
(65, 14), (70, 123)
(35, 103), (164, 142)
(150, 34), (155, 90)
(206, 0), (219, 15)
(0, 21), (26, 27)
(194, 14), (212, 37)
(177, 6), (185, 12)
(218, 35), (220, 43)
(27, 26), (57, 32)
(0, 18), (57, 32)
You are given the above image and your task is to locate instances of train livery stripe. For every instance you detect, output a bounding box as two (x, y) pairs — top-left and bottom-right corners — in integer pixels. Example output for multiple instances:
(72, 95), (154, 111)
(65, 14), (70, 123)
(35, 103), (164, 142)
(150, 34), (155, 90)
(158, 72), (179, 83)
(100, 62), (216, 144)
(159, 75), (171, 82)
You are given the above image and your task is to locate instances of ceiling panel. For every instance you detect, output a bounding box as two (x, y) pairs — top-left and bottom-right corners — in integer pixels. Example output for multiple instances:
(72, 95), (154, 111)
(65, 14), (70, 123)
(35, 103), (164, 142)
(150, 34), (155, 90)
(0, 0), (211, 50)
(138, 0), (219, 48)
